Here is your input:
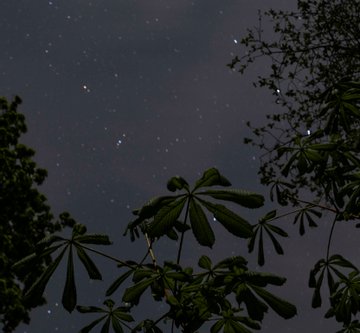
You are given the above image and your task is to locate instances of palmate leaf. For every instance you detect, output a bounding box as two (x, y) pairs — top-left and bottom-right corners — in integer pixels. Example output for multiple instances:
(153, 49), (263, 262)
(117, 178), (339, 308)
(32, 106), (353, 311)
(75, 234), (112, 245)
(248, 213), (288, 265)
(293, 207), (321, 236)
(244, 271), (286, 287)
(193, 168), (232, 190)
(100, 317), (111, 333)
(200, 200), (253, 239)
(75, 245), (102, 280)
(198, 189), (264, 208)
(12, 243), (64, 270)
(132, 319), (163, 333)
(250, 285), (297, 319)
(189, 199), (215, 247)
(264, 228), (284, 255)
(211, 319), (225, 333)
(224, 320), (253, 333)
(326, 271), (360, 325)
(62, 246), (77, 312)
(77, 305), (106, 313)
(111, 316), (124, 333)
(24, 247), (67, 303)
(198, 255), (212, 270)
(309, 255), (358, 309)
(21, 225), (112, 314)
(35, 234), (66, 250)
(148, 197), (187, 238)
(236, 285), (268, 321)
(133, 196), (178, 220)
(122, 277), (157, 305)
(79, 315), (108, 333)
(125, 196), (179, 239)
(106, 269), (134, 296)
(167, 176), (189, 192)
(78, 300), (133, 333)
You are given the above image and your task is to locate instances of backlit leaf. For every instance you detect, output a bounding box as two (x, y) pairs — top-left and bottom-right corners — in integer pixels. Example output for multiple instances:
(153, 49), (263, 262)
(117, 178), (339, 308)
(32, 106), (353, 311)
(194, 168), (231, 190)
(75, 234), (112, 245)
(251, 285), (297, 319)
(25, 247), (67, 302)
(79, 315), (107, 333)
(62, 246), (77, 312)
(167, 176), (189, 192)
(148, 197), (187, 238)
(201, 200), (253, 238)
(76, 245), (102, 280)
(189, 199), (215, 247)
(198, 189), (264, 208)
(122, 277), (156, 305)
(198, 255), (212, 270)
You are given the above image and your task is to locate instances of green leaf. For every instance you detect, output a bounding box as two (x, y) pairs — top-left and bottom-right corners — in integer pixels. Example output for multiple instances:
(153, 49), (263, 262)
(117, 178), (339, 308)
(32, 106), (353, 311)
(189, 199), (215, 247)
(167, 176), (189, 192)
(76, 245), (102, 280)
(36, 234), (65, 249)
(13, 244), (64, 270)
(100, 317), (111, 333)
(198, 255), (212, 270)
(25, 247), (67, 302)
(77, 305), (105, 313)
(251, 285), (297, 319)
(166, 228), (178, 240)
(265, 223), (288, 237)
(111, 316), (124, 333)
(113, 309), (134, 322)
(330, 254), (358, 270)
(264, 227), (284, 255)
(148, 197), (187, 238)
(236, 286), (268, 321)
(201, 200), (253, 238)
(62, 246), (77, 312)
(281, 153), (299, 177)
(106, 270), (134, 296)
(312, 287), (322, 308)
(194, 168), (231, 190)
(227, 320), (253, 333)
(198, 189), (264, 208)
(211, 319), (224, 333)
(122, 277), (156, 305)
(259, 210), (277, 222)
(75, 234), (112, 245)
(79, 315), (107, 333)
(246, 272), (286, 287)
(308, 143), (338, 151)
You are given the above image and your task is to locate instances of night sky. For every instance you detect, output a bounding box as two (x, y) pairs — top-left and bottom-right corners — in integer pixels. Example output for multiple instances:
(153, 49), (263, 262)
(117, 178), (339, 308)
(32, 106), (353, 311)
(1, 1), (355, 332)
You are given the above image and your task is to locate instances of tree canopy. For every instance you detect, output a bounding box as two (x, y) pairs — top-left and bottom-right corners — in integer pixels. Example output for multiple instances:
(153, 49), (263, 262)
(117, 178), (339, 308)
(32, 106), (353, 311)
(0, 97), (64, 332)
(230, 0), (360, 206)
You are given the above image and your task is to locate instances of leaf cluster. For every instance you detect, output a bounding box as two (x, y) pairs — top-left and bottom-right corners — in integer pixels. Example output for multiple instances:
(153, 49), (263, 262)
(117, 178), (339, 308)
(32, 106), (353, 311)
(0, 97), (64, 332)
(13, 168), (297, 333)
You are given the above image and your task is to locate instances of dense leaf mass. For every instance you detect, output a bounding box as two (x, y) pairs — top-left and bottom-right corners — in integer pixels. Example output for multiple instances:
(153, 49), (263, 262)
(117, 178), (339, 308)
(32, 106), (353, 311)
(0, 97), (63, 332)
(232, 0), (360, 208)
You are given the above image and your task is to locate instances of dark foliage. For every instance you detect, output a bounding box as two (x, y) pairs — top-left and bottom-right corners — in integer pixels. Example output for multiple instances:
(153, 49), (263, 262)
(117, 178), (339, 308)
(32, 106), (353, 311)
(0, 97), (63, 332)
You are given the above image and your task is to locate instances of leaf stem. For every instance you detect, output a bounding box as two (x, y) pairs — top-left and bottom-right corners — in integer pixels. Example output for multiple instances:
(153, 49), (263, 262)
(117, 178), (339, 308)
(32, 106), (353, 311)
(326, 215), (338, 261)
(144, 232), (157, 269)
(295, 198), (338, 214)
(78, 244), (136, 269)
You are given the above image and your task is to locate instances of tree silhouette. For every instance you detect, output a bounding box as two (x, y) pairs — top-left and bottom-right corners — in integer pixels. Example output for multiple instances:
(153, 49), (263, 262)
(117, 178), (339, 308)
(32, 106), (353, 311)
(0, 96), (65, 332)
